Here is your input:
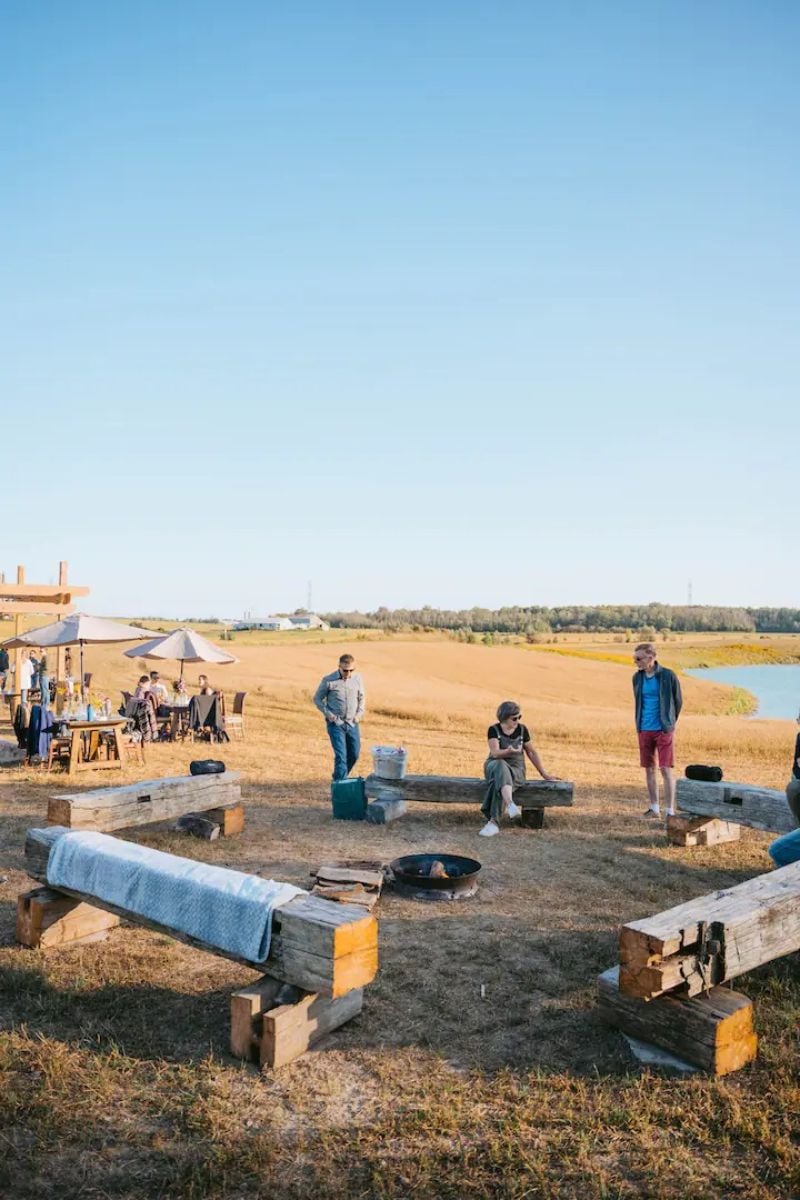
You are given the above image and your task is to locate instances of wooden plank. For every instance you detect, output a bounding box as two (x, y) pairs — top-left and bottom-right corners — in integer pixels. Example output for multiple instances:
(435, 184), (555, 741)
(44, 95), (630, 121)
(666, 815), (741, 847)
(618, 860), (800, 1000)
(0, 601), (78, 615)
(48, 772), (243, 832)
(364, 774), (573, 806)
(262, 987), (363, 1069)
(25, 827), (378, 997)
(598, 966), (757, 1076)
(16, 886), (120, 949)
(676, 778), (794, 835)
(312, 866), (384, 888)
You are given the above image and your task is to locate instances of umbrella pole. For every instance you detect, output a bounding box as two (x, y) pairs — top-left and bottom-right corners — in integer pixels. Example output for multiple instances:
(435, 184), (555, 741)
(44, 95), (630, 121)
(180, 659), (185, 680)
(80, 642), (85, 698)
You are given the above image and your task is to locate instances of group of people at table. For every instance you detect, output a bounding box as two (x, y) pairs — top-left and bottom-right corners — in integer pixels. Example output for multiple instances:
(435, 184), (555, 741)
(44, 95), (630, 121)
(131, 670), (216, 715)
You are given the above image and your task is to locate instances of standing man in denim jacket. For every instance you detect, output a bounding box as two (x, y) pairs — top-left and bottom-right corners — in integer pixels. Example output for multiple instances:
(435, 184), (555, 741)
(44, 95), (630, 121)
(313, 653), (366, 782)
(632, 642), (683, 818)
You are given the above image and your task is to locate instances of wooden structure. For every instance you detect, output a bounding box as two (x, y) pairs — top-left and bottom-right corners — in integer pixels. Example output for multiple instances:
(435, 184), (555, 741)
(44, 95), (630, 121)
(231, 976), (363, 1069)
(365, 775), (573, 828)
(24, 827), (378, 997)
(618, 860), (800, 1001)
(47, 771), (244, 835)
(666, 814), (741, 848)
(597, 966), (757, 1076)
(676, 778), (794, 835)
(17, 886), (121, 949)
(0, 562), (89, 696)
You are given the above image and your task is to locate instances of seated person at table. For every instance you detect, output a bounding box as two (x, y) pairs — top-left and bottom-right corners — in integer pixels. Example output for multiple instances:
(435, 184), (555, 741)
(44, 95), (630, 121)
(197, 674), (215, 695)
(133, 675), (152, 701)
(149, 671), (170, 705)
(172, 679), (189, 704)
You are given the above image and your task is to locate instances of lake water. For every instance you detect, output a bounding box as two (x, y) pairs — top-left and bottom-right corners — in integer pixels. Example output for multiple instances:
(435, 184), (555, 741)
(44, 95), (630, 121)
(685, 664), (800, 720)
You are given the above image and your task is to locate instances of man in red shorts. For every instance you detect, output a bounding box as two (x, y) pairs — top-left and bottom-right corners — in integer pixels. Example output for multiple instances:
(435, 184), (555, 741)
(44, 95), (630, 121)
(632, 642), (683, 818)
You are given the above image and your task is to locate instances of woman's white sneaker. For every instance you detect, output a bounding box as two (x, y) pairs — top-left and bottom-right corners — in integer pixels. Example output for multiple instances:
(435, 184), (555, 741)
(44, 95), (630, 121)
(506, 800), (522, 819)
(478, 820), (500, 837)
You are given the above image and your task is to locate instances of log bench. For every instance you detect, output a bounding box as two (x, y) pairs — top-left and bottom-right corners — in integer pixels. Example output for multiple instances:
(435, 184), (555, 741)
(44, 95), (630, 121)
(618, 859), (800, 1001)
(22, 827), (378, 999)
(47, 772), (245, 837)
(675, 778), (794, 836)
(364, 775), (574, 829)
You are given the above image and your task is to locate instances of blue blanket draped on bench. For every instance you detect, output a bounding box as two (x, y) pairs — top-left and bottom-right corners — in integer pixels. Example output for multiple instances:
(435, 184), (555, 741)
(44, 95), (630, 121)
(47, 830), (305, 963)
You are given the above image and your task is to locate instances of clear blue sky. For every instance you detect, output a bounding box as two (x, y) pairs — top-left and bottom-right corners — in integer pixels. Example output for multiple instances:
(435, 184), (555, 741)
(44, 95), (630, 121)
(3, 2), (798, 617)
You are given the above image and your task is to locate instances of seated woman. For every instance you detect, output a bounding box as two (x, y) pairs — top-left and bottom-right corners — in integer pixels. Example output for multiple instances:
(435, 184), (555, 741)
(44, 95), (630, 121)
(480, 700), (557, 837)
(133, 675), (152, 701)
(172, 679), (189, 705)
(197, 674), (215, 695)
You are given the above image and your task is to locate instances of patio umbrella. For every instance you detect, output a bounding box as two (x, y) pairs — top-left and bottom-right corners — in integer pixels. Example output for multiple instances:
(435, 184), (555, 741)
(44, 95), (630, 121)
(123, 627), (237, 679)
(1, 612), (156, 695)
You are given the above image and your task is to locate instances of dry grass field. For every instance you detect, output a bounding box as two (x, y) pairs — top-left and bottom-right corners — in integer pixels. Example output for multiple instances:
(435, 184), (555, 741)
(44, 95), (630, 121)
(1, 634), (798, 1198)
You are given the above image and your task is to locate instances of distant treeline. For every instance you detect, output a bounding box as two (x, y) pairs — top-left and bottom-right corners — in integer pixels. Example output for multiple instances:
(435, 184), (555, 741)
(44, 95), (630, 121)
(321, 605), (800, 635)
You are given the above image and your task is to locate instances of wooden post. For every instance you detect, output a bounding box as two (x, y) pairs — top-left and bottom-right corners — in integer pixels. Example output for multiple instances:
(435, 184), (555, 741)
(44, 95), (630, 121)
(13, 565), (23, 709)
(619, 860), (800, 1000)
(598, 966), (757, 1076)
(56, 561), (68, 682)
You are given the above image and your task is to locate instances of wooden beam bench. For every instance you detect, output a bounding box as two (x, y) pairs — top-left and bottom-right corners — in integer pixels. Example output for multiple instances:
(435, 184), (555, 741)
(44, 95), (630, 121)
(364, 775), (574, 828)
(598, 966), (757, 1076)
(23, 827), (378, 999)
(47, 772), (244, 837)
(618, 860), (800, 1001)
(675, 778), (794, 835)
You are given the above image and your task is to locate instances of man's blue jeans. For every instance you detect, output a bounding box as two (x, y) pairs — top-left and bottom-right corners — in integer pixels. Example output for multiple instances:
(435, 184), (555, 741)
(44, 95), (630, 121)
(769, 828), (800, 868)
(327, 720), (361, 782)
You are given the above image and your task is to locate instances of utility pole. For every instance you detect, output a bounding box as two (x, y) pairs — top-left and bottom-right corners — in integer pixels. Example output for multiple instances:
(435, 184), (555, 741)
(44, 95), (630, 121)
(687, 580), (693, 606)
(307, 580), (313, 612)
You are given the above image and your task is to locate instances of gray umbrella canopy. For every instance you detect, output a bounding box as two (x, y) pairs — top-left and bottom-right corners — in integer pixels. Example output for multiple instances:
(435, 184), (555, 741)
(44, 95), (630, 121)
(123, 627), (237, 679)
(2, 613), (155, 694)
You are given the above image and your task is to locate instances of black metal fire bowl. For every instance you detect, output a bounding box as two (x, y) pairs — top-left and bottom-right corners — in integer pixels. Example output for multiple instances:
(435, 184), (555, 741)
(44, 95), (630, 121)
(388, 853), (482, 901)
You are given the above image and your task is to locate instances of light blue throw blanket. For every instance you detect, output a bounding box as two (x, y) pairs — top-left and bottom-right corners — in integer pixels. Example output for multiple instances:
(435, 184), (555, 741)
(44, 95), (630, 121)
(47, 830), (305, 963)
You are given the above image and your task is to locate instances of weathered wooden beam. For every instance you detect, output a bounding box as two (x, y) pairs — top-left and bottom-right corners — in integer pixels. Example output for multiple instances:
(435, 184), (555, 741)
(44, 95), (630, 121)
(676, 778), (794, 835)
(25, 828), (378, 997)
(666, 814), (741, 847)
(48, 772), (243, 833)
(16, 886), (120, 949)
(365, 774), (573, 807)
(598, 966), (757, 1076)
(230, 975), (363, 1069)
(0, 601), (77, 615)
(619, 860), (800, 1000)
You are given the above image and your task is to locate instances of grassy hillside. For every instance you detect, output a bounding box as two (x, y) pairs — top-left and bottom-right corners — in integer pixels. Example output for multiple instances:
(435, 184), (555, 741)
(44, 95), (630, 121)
(0, 635), (797, 1198)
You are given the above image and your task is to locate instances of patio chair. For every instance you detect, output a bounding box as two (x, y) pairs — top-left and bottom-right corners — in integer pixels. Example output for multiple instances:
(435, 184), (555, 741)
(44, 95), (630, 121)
(224, 692), (247, 740)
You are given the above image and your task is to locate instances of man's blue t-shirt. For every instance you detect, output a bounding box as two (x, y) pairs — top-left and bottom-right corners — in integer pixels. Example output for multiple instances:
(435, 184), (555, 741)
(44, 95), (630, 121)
(640, 673), (662, 732)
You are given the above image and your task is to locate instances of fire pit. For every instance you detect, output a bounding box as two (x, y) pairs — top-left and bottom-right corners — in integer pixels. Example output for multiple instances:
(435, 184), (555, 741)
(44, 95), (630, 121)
(389, 853), (481, 901)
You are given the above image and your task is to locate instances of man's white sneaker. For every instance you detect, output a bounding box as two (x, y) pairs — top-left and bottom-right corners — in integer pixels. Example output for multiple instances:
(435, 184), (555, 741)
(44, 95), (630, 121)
(506, 800), (522, 819)
(478, 820), (500, 837)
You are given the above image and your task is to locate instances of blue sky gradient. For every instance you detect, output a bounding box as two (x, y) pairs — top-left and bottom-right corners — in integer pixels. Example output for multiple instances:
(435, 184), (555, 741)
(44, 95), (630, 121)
(2, 2), (798, 616)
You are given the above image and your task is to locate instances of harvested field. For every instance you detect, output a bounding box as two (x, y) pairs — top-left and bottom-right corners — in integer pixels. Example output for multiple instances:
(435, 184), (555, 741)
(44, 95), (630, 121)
(1, 635), (798, 1198)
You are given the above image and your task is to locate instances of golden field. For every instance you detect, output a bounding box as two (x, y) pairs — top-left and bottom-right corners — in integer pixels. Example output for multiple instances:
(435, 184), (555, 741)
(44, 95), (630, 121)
(0, 632), (798, 1199)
